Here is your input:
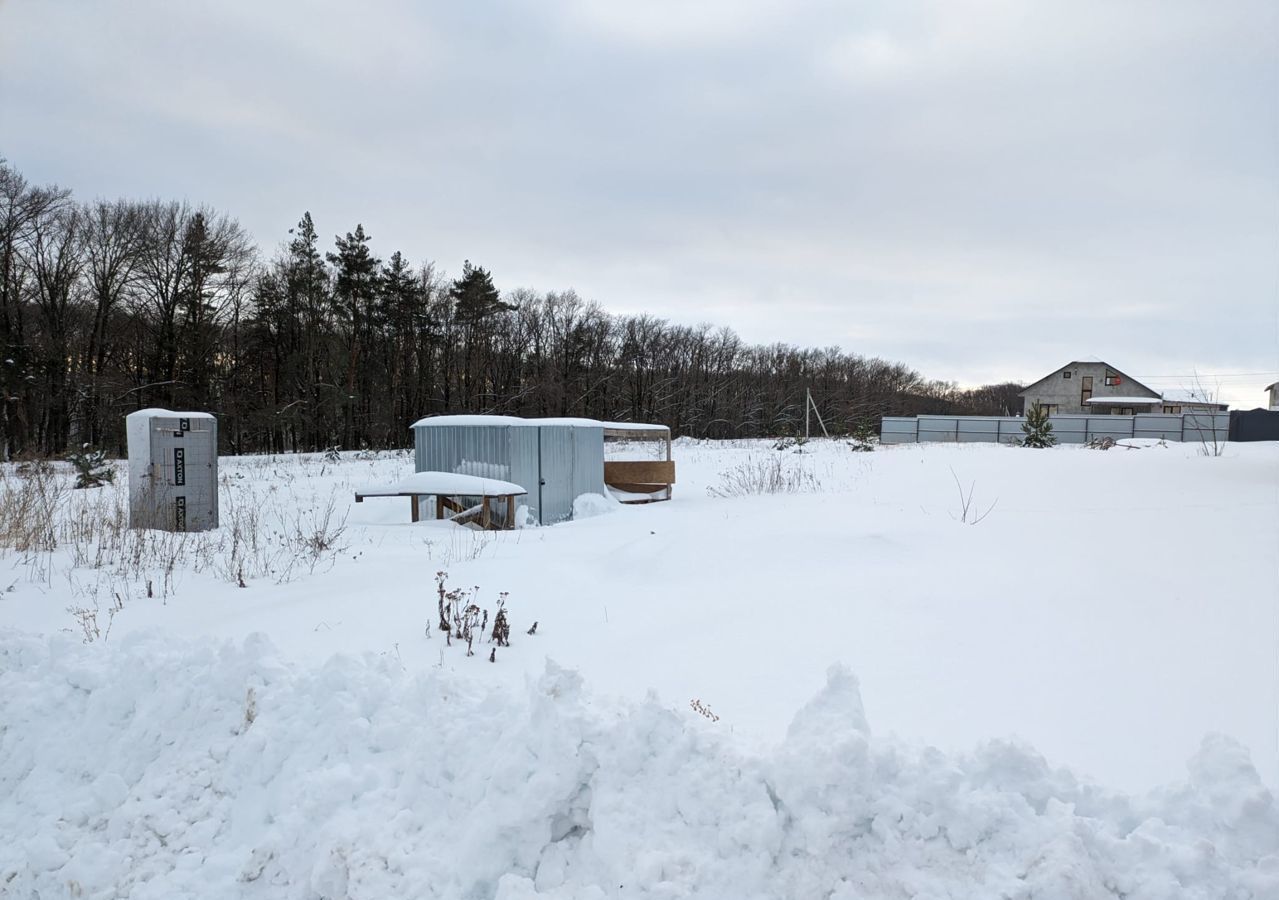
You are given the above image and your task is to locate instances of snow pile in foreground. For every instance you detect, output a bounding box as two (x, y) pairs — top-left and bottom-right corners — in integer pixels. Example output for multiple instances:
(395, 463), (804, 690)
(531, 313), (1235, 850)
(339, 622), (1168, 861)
(3, 632), (1276, 899)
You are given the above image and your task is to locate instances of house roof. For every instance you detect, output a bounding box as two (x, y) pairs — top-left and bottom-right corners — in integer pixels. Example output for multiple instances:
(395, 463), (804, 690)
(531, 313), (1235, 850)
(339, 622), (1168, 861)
(1084, 396), (1161, 405)
(1159, 389), (1226, 408)
(1019, 361), (1159, 398)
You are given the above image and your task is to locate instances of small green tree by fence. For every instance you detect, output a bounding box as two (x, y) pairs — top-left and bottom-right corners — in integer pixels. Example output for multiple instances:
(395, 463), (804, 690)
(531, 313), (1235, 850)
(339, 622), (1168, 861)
(1018, 402), (1057, 448)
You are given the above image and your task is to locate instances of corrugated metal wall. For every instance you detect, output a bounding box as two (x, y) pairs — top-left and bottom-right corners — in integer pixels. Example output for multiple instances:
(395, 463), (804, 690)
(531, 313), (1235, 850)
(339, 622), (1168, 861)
(411, 422), (605, 524)
(881, 412), (1231, 445)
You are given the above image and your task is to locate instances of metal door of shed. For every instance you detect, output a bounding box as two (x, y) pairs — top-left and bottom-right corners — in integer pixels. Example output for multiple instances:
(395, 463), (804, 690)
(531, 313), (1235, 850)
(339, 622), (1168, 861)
(536, 426), (577, 524)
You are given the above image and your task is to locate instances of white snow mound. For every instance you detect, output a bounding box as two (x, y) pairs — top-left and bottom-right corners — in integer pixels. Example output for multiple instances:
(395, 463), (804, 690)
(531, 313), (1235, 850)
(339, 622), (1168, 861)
(2, 631), (1277, 899)
(571, 492), (620, 519)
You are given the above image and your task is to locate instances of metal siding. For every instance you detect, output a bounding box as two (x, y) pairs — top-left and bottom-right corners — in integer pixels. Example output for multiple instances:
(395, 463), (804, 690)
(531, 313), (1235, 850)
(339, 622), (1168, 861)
(411, 422), (603, 525)
(570, 426), (606, 504)
(412, 425), (528, 521)
(535, 426), (576, 524)
(508, 427), (541, 520)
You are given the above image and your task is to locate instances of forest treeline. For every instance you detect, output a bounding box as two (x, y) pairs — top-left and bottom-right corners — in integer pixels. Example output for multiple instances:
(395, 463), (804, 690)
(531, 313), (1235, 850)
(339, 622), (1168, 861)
(0, 158), (1023, 456)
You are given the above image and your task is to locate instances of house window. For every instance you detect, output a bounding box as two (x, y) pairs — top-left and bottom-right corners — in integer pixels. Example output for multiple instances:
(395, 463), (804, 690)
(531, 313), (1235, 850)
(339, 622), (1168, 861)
(1164, 405), (1181, 414)
(1040, 404), (1058, 416)
(1104, 372), (1120, 386)
(1063, 371), (1072, 379)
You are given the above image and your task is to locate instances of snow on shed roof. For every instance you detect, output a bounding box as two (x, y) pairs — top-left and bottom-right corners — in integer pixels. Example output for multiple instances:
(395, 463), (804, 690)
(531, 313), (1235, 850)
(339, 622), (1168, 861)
(410, 414), (668, 432)
(126, 408), (216, 420)
(1084, 397), (1161, 405)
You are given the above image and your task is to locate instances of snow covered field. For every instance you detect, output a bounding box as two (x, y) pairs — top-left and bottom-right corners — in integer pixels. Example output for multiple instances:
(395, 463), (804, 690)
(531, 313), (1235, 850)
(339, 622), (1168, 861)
(2, 438), (1277, 897)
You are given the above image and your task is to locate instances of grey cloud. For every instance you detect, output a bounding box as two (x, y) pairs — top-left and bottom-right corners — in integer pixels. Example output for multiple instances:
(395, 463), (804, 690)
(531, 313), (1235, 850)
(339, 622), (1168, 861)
(1, 0), (1274, 404)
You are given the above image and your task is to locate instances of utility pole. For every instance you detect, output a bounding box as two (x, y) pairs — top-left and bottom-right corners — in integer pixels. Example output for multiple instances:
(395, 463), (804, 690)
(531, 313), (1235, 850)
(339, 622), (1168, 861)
(805, 388), (830, 440)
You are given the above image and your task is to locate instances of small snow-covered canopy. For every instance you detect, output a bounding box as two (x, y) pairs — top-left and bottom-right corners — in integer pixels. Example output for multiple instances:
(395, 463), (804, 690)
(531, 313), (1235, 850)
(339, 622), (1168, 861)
(361, 472), (527, 497)
(410, 414), (668, 433)
(1084, 397), (1159, 406)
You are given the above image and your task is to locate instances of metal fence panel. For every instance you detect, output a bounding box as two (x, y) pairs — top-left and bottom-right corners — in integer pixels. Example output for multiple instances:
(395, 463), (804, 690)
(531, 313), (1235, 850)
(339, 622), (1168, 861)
(879, 412), (1233, 445)
(880, 418), (918, 444)
(1134, 414), (1183, 441)
(1082, 417), (1133, 440)
(1181, 413), (1229, 443)
(1229, 409), (1279, 441)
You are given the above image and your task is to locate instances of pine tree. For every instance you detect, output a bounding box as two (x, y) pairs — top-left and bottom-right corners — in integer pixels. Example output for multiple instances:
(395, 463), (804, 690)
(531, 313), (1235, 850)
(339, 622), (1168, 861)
(449, 261), (514, 408)
(326, 225), (381, 447)
(1019, 402), (1057, 448)
(450, 261), (513, 324)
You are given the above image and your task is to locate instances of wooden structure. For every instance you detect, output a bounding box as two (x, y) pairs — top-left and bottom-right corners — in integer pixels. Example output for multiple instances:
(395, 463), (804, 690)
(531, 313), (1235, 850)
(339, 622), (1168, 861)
(602, 423), (675, 503)
(354, 472), (527, 530)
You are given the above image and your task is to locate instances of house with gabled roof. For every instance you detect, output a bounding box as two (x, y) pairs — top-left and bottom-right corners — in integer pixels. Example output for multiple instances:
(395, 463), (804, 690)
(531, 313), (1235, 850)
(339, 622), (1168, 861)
(1018, 361), (1224, 416)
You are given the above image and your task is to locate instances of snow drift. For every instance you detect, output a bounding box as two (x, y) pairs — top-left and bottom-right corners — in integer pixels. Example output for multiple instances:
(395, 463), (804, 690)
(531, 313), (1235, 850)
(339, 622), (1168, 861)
(2, 631), (1276, 899)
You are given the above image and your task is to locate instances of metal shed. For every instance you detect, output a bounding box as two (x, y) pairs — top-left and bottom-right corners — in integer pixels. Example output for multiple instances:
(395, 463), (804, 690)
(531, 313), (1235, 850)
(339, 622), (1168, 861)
(410, 415), (607, 525)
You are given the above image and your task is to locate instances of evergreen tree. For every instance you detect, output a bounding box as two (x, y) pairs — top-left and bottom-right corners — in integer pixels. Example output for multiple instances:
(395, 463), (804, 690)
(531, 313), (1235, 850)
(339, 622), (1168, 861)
(449, 261), (514, 408)
(326, 224), (381, 446)
(1019, 402), (1057, 448)
(450, 260), (513, 323)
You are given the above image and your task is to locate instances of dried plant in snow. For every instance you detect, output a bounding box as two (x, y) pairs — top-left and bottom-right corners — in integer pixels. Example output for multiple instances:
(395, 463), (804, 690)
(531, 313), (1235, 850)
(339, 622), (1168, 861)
(690, 699), (720, 722)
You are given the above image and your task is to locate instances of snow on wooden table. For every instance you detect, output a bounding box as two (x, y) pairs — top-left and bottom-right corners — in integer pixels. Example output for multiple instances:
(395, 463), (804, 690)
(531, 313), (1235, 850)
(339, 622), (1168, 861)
(354, 471), (528, 526)
(358, 471), (527, 498)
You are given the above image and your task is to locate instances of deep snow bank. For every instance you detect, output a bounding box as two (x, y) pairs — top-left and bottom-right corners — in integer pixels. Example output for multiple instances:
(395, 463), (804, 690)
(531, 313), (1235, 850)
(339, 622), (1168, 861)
(2, 631), (1276, 899)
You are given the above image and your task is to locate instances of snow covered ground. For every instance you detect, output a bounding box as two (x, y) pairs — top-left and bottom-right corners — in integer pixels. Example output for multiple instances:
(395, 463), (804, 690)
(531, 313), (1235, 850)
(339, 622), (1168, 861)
(2, 437), (1278, 897)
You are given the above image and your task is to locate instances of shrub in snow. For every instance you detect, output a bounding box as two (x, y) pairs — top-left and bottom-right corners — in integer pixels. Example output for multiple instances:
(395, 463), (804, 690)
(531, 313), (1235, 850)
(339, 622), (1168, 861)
(1018, 402), (1057, 448)
(708, 455), (819, 497)
(689, 698), (720, 722)
(435, 571), (516, 659)
(0, 465), (63, 553)
(847, 418), (877, 452)
(949, 467), (997, 525)
(67, 445), (115, 489)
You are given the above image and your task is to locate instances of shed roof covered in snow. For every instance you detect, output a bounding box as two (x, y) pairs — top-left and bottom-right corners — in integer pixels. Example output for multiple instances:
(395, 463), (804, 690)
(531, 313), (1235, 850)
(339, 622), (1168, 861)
(126, 408), (217, 420)
(410, 414), (668, 432)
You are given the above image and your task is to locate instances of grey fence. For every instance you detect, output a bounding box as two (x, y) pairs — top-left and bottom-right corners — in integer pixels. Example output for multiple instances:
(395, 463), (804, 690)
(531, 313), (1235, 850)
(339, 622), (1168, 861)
(880, 412), (1230, 445)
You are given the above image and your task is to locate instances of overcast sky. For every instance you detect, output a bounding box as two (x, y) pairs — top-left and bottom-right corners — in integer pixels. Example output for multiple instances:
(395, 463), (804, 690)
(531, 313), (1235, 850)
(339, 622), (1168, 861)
(2, 0), (1276, 405)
